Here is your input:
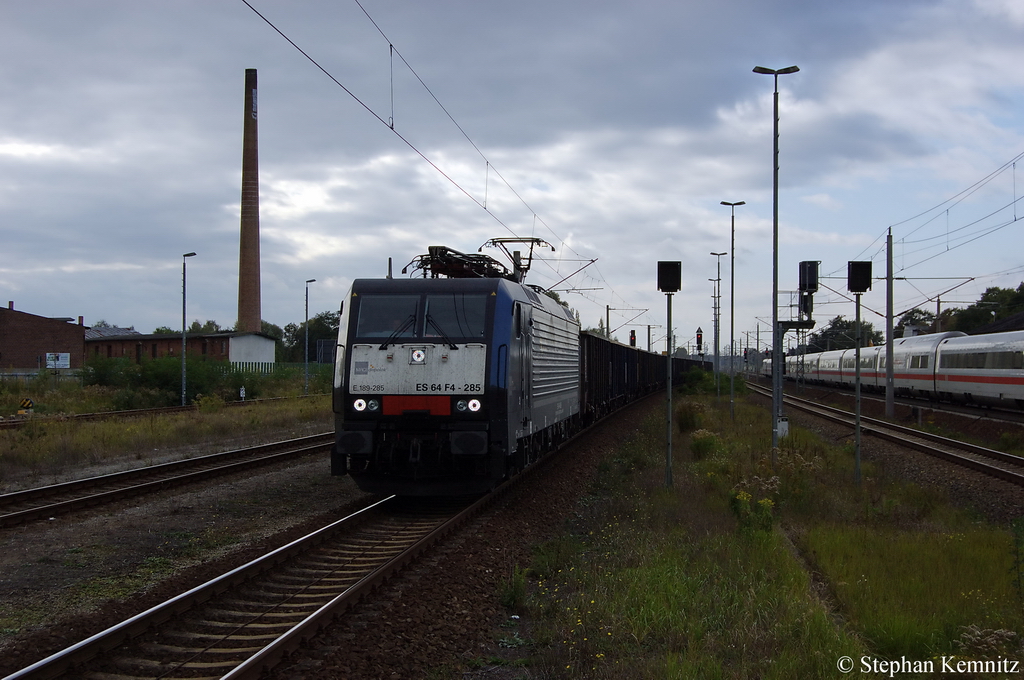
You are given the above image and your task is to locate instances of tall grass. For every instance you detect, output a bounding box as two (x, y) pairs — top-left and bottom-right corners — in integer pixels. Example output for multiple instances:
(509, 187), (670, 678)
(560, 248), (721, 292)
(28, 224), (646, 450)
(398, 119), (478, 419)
(0, 395), (332, 488)
(0, 356), (333, 416)
(516, 408), (864, 678)
(805, 525), (1022, 657)
(492, 385), (1024, 676)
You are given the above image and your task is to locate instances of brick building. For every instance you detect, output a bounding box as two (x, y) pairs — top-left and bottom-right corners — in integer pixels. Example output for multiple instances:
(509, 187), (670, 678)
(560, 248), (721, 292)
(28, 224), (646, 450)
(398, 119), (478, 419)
(0, 303), (86, 371)
(84, 331), (276, 364)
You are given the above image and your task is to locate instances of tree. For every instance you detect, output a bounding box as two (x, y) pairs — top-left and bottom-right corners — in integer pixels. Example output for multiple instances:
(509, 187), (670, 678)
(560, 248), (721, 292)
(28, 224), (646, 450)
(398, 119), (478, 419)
(944, 284), (1024, 333)
(187, 319), (225, 334)
(895, 308), (935, 337)
(805, 315), (883, 353)
(153, 326), (176, 335)
(261, 320), (284, 341)
(282, 311), (340, 362)
(583, 318), (608, 338)
(258, 320), (286, 361)
(543, 289), (565, 306)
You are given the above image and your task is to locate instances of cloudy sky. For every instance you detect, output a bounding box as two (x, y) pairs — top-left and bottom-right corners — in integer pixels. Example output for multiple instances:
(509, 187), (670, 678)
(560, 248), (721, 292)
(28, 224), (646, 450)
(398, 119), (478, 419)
(3, 0), (1024, 354)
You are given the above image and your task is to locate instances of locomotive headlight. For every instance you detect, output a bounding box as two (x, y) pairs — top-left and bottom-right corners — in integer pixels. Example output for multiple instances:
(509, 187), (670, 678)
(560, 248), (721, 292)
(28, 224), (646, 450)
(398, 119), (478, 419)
(456, 399), (468, 412)
(367, 399), (380, 411)
(353, 399), (367, 412)
(410, 349), (426, 364)
(468, 399), (482, 412)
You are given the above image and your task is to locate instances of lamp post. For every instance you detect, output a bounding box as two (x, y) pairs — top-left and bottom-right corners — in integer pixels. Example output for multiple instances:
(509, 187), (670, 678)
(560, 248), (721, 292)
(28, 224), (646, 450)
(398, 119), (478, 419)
(753, 64), (799, 459)
(721, 201), (745, 421)
(304, 278), (316, 395)
(181, 252), (197, 407)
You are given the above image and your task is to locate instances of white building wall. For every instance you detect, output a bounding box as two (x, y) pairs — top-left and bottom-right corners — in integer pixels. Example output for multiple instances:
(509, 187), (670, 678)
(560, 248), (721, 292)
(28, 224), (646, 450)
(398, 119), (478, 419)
(229, 334), (275, 363)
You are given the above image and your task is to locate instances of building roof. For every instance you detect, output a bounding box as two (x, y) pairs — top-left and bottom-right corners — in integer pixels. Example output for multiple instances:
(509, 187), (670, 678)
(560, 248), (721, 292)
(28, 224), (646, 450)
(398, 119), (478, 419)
(84, 326), (140, 340)
(83, 331), (276, 342)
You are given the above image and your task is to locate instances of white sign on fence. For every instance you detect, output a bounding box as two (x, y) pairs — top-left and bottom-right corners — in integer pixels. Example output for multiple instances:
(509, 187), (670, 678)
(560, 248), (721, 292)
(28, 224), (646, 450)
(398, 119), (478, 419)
(46, 353), (71, 369)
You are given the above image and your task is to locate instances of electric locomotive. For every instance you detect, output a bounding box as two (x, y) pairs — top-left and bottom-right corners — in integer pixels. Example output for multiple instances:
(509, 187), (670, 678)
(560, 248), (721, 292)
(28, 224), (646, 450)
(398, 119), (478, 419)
(331, 242), (580, 495)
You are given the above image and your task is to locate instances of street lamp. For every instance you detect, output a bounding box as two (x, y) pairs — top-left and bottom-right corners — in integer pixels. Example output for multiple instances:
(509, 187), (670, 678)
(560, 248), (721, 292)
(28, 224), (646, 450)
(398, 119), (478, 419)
(721, 200), (745, 421)
(710, 251), (726, 398)
(181, 252), (197, 407)
(304, 278), (316, 396)
(753, 64), (799, 459)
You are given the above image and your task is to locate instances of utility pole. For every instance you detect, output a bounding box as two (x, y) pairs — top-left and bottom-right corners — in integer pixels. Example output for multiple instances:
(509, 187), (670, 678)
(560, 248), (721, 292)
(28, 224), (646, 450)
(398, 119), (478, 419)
(885, 228), (894, 418)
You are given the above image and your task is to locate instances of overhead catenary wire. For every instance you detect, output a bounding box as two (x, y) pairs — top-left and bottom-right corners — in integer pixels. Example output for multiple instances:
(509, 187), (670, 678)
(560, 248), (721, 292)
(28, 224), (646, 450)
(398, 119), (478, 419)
(833, 149), (1024, 317)
(242, 0), (655, 329)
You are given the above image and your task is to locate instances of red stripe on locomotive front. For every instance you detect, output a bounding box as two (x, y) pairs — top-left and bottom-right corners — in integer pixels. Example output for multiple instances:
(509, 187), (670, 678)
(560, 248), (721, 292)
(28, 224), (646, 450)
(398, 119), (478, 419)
(383, 395), (451, 416)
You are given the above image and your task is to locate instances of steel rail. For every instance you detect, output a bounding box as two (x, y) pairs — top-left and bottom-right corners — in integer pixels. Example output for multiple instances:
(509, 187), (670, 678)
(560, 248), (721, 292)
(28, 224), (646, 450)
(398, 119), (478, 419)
(2, 496), (400, 680)
(3, 392), (660, 680)
(222, 491), (499, 679)
(4, 492), (505, 679)
(0, 433), (333, 528)
(747, 382), (1024, 485)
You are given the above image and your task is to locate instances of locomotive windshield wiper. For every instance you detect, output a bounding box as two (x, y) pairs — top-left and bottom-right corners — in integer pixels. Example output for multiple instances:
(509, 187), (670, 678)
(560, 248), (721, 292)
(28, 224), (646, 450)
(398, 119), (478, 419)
(378, 314), (417, 350)
(425, 315), (459, 350)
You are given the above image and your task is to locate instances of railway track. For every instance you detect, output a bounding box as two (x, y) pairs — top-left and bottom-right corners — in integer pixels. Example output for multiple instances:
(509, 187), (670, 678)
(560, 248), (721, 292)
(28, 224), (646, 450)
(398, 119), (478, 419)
(779, 375), (1024, 426)
(4, 493), (487, 680)
(748, 382), (1024, 486)
(2, 391), (662, 679)
(0, 433), (333, 528)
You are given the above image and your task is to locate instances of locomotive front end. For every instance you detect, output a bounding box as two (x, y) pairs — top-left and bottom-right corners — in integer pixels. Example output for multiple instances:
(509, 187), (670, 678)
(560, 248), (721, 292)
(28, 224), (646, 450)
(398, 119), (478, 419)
(332, 279), (501, 495)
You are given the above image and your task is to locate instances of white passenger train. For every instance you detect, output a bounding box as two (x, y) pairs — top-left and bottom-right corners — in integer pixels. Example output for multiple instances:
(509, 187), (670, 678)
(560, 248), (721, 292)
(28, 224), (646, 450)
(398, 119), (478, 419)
(779, 330), (1024, 408)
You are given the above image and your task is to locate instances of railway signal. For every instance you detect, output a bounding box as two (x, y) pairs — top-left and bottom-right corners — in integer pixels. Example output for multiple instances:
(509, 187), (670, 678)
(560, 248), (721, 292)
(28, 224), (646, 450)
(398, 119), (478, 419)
(657, 261), (681, 488)
(848, 260), (872, 485)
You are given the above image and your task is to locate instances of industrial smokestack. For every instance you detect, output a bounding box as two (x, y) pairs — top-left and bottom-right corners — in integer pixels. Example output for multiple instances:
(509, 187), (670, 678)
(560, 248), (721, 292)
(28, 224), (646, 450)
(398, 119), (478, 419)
(237, 68), (262, 334)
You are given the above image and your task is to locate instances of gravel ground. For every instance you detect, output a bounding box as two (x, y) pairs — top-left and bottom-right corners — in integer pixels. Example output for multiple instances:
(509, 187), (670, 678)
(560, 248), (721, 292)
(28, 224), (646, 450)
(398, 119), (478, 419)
(774, 383), (1024, 525)
(0, 449), (373, 676)
(4, 389), (1024, 679)
(0, 400), (659, 679)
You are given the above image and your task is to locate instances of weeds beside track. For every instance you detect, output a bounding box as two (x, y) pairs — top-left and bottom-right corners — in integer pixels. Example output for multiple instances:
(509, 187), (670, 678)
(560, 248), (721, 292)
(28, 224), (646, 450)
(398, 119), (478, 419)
(484, 382), (1024, 677)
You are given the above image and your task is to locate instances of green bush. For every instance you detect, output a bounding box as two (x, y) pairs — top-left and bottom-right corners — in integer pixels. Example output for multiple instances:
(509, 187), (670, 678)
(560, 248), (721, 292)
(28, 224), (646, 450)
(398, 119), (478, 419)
(729, 490), (775, 531)
(499, 565), (529, 611)
(82, 356), (139, 389)
(674, 399), (704, 433)
(690, 429), (719, 461)
(678, 366), (716, 394)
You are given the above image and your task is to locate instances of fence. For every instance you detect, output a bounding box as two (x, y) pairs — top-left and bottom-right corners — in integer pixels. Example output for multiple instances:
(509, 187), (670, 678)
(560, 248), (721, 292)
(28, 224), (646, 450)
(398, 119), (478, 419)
(0, 370), (80, 387)
(225, 362), (333, 377)
(1, 361), (334, 386)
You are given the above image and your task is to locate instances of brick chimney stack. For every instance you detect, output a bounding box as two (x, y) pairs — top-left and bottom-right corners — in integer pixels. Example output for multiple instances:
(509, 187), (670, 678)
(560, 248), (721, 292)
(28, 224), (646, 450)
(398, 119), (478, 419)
(237, 68), (262, 334)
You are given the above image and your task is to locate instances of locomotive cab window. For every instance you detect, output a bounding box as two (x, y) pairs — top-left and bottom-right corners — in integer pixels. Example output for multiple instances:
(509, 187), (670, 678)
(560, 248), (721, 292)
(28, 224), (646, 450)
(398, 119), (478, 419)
(423, 294), (487, 339)
(355, 295), (419, 338)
